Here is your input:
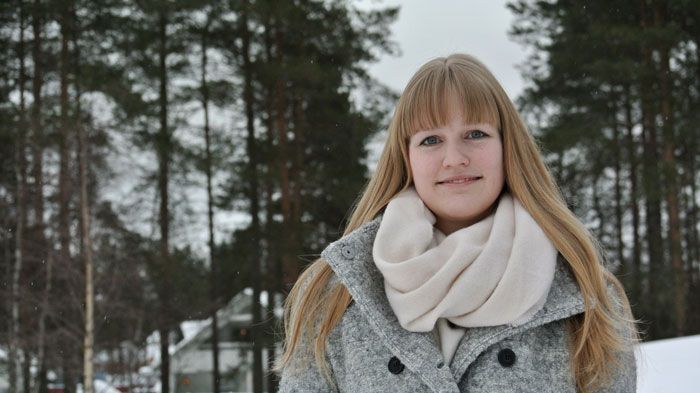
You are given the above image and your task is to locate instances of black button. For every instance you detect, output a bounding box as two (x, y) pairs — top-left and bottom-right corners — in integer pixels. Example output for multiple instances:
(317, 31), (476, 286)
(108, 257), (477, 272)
(388, 356), (405, 374)
(341, 245), (355, 259)
(497, 348), (516, 367)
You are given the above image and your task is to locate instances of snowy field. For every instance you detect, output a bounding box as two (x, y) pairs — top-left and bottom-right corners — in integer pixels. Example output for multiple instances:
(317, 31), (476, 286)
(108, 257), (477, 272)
(636, 334), (700, 393)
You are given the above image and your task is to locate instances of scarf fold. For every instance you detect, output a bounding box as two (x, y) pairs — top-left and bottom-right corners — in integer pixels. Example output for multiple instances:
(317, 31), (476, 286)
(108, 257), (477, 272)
(373, 187), (557, 363)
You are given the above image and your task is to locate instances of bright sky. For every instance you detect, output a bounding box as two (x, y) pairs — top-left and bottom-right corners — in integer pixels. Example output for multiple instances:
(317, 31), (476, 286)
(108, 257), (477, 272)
(362, 0), (528, 99)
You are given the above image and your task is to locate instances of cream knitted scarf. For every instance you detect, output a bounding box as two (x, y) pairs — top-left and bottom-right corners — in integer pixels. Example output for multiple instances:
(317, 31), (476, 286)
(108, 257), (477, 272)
(372, 187), (557, 363)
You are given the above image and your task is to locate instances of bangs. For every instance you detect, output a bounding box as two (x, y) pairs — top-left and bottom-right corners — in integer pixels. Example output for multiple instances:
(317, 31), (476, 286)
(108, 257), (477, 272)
(396, 61), (501, 140)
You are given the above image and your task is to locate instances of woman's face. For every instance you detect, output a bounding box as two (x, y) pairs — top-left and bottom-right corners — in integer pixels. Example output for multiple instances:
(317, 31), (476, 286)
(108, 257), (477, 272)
(408, 112), (505, 235)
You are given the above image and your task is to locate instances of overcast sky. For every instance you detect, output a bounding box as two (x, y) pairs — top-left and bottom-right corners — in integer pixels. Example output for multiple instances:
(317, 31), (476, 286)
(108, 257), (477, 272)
(361, 0), (528, 100)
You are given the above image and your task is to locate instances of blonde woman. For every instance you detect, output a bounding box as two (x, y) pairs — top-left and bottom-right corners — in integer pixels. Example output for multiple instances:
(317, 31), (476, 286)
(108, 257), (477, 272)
(276, 54), (637, 393)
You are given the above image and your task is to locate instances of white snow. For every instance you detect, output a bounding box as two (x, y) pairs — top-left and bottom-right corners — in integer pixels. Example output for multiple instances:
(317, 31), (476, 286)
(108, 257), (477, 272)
(180, 320), (209, 342)
(76, 380), (122, 393)
(636, 334), (700, 393)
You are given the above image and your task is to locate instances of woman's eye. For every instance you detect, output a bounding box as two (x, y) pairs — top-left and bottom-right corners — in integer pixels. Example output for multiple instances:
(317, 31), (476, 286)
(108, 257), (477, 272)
(419, 136), (440, 146)
(467, 130), (487, 139)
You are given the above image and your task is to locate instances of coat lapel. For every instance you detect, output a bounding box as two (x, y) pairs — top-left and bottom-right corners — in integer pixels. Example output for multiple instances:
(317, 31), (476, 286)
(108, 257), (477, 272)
(323, 217), (456, 392)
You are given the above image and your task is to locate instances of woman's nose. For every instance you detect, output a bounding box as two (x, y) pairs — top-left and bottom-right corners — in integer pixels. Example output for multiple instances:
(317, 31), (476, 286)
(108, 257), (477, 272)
(442, 142), (469, 167)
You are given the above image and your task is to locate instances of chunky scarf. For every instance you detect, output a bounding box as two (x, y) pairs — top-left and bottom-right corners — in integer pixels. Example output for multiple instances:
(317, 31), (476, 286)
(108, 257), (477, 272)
(372, 187), (557, 363)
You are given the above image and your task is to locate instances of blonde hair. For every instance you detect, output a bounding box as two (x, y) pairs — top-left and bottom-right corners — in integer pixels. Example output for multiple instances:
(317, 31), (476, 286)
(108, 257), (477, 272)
(276, 54), (636, 392)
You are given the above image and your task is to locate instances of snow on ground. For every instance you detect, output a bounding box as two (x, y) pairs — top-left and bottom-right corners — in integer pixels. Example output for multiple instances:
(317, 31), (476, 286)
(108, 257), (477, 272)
(94, 380), (123, 393)
(76, 380), (122, 393)
(636, 334), (700, 393)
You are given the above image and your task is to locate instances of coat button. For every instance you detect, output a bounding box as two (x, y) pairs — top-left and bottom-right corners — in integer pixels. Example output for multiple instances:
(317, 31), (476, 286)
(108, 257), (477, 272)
(341, 245), (355, 259)
(388, 356), (405, 374)
(497, 348), (516, 367)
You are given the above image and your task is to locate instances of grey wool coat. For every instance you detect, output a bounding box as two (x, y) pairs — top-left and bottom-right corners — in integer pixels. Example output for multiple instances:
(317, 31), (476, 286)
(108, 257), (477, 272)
(278, 217), (637, 393)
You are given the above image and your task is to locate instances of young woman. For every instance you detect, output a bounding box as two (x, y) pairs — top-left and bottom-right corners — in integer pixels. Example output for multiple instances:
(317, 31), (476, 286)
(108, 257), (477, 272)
(276, 53), (637, 393)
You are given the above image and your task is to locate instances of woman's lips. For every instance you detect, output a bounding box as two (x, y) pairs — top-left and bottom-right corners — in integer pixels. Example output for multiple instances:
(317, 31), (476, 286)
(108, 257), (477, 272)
(437, 176), (482, 185)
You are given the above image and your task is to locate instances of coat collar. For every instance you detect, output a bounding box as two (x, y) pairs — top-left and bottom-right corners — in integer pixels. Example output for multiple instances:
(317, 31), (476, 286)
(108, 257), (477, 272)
(321, 216), (585, 390)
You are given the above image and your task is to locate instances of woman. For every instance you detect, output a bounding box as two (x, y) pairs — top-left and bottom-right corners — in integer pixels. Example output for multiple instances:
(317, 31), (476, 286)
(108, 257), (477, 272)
(276, 53), (637, 393)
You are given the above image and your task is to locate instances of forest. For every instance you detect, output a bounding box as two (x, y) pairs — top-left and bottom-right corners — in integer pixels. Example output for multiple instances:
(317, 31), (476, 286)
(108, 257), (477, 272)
(508, 0), (700, 341)
(0, 0), (698, 393)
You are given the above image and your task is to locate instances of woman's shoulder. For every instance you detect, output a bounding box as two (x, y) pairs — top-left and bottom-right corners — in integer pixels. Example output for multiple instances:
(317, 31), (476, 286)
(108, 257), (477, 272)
(288, 215), (385, 309)
(286, 216), (383, 314)
(319, 215), (383, 282)
(322, 215), (383, 257)
(555, 253), (633, 312)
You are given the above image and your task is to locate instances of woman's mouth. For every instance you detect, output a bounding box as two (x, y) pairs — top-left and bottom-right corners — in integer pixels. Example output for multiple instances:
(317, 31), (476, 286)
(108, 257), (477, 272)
(437, 176), (482, 185)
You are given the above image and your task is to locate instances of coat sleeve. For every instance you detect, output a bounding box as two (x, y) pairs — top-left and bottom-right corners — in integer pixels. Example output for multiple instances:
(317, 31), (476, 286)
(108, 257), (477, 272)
(276, 280), (340, 392)
(277, 352), (339, 393)
(595, 343), (637, 393)
(595, 280), (638, 393)
(277, 266), (343, 392)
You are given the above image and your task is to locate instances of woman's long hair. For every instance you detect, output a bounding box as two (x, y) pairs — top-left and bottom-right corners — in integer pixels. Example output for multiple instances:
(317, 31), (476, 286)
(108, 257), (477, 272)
(276, 53), (636, 393)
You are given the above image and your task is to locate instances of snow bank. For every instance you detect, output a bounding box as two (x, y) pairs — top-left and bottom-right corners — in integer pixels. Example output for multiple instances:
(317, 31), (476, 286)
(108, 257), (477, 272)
(76, 380), (122, 393)
(637, 334), (700, 393)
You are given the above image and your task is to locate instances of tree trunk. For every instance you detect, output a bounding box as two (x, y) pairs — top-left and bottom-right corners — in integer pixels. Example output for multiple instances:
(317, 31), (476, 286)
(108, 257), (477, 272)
(262, 2), (285, 301)
(58, 0), (72, 278)
(200, 13), (221, 393)
(10, 1), (29, 392)
(36, 252), (52, 393)
(291, 95), (303, 229)
(655, 2), (686, 335)
(69, 7), (84, 392)
(30, 0), (44, 228)
(262, 7), (276, 292)
(22, 353), (30, 393)
(128, 311), (144, 393)
(77, 43), (95, 393)
(31, 0), (51, 387)
(639, 0), (665, 338)
(240, 2), (264, 391)
(158, 329), (170, 393)
(624, 85), (641, 302)
(681, 142), (698, 296)
(685, 145), (699, 283)
(272, 19), (297, 290)
(611, 99), (626, 275)
(290, 95), (304, 269)
(641, 77), (665, 339)
(157, 9), (172, 393)
(591, 171), (605, 244)
(79, 121), (94, 393)
(694, 37), (700, 281)
(62, 361), (74, 393)
(57, 5), (77, 389)
(263, 16), (281, 391)
(56, 0), (72, 290)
